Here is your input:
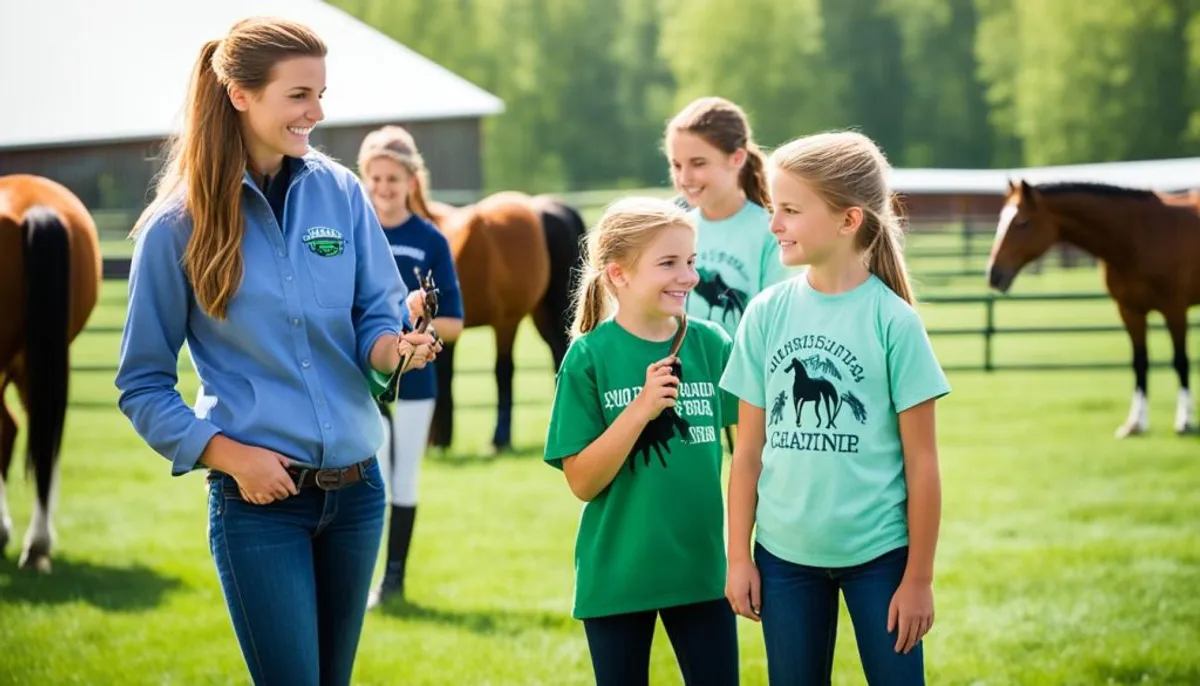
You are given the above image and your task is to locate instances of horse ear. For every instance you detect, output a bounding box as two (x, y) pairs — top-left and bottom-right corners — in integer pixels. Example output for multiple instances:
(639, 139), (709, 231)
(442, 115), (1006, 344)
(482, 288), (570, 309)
(1019, 179), (1036, 207)
(1006, 177), (1016, 194)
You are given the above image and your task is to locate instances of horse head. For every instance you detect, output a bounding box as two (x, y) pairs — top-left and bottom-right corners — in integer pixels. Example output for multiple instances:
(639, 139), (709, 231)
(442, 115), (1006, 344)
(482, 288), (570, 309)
(986, 179), (1061, 293)
(783, 357), (807, 378)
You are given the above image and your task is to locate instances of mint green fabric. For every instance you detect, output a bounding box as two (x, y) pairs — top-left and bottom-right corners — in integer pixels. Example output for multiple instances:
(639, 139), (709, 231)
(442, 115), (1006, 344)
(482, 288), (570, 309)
(720, 273), (950, 567)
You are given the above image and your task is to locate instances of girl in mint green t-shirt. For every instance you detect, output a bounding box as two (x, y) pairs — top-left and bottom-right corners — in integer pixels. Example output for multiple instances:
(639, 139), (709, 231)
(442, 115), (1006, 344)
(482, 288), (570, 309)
(543, 197), (739, 686)
(665, 97), (795, 456)
(665, 96), (794, 342)
(720, 131), (950, 686)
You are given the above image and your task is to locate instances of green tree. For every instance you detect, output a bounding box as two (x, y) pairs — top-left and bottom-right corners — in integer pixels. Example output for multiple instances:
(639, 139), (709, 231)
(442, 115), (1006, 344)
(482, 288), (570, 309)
(659, 0), (841, 149)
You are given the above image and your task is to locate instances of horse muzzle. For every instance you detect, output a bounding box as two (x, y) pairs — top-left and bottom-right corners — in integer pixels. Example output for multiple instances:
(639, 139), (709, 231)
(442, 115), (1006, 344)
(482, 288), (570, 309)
(987, 264), (1016, 293)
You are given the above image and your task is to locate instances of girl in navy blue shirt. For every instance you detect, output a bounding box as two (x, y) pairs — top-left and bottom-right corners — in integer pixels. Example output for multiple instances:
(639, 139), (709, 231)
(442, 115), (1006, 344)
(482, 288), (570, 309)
(357, 126), (464, 608)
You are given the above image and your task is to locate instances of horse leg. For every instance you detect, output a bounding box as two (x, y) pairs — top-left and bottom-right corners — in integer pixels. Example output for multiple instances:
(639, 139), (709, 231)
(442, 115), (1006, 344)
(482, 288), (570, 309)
(1163, 306), (1195, 434)
(532, 307), (567, 373)
(0, 377), (15, 557)
(11, 362), (58, 573)
(430, 341), (457, 450)
(1115, 304), (1150, 438)
(492, 321), (519, 454)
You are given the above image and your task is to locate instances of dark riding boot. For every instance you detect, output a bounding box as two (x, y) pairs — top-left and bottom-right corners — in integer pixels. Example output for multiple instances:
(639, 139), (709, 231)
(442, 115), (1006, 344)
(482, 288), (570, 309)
(368, 505), (416, 609)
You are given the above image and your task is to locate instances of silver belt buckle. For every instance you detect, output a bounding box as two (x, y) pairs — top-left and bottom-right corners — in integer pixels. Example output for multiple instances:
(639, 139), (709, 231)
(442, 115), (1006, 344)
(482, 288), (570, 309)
(315, 469), (344, 490)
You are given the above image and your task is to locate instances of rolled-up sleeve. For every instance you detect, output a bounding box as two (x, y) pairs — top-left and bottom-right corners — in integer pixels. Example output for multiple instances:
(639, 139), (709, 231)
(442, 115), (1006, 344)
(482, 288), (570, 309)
(350, 180), (406, 379)
(114, 214), (221, 476)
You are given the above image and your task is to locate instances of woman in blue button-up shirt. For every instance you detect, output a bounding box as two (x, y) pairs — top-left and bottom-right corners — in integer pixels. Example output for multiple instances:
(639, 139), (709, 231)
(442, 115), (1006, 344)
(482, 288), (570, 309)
(113, 17), (438, 686)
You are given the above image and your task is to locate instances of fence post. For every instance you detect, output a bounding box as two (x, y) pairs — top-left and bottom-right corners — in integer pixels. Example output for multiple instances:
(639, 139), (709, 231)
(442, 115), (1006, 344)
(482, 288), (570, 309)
(984, 297), (995, 372)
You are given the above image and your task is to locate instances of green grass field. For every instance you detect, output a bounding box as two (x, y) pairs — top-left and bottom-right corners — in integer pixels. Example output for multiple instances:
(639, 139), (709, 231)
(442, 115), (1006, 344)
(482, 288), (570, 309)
(2, 248), (1199, 684)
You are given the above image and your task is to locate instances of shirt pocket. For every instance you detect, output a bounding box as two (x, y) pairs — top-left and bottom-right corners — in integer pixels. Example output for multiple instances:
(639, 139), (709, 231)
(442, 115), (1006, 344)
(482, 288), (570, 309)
(302, 242), (356, 309)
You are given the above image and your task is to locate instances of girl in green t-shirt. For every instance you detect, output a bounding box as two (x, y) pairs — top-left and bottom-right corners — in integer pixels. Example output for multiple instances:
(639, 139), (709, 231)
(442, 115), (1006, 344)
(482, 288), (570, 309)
(543, 197), (739, 686)
(720, 131), (949, 685)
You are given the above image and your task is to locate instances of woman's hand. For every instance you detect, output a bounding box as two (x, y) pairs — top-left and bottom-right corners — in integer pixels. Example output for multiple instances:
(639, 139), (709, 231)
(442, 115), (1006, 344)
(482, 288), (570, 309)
(397, 330), (442, 371)
(201, 435), (297, 505)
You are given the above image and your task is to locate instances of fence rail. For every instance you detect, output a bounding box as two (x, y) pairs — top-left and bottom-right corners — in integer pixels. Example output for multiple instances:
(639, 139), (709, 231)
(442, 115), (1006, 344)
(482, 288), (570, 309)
(74, 291), (1197, 379)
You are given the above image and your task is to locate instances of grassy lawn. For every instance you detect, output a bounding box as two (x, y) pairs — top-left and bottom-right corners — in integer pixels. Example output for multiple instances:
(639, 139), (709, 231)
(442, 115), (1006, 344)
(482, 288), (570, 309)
(1, 258), (1198, 684)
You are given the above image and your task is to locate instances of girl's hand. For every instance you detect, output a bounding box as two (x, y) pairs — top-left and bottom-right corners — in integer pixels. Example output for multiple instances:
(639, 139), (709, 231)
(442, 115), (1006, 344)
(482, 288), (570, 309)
(405, 289), (426, 323)
(888, 577), (934, 654)
(630, 357), (679, 422)
(725, 557), (762, 622)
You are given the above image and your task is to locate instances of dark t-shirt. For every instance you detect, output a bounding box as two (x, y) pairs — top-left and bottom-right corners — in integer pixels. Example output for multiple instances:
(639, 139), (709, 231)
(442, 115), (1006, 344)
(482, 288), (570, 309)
(382, 214), (464, 401)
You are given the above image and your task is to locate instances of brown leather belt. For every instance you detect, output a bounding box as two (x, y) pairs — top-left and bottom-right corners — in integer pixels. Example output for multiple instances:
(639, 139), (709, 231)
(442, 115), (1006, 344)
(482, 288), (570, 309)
(287, 457), (374, 491)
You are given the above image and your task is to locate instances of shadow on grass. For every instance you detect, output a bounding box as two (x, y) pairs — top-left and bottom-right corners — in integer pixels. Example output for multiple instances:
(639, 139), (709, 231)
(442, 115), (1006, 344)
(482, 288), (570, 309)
(0, 555), (183, 612)
(378, 599), (569, 636)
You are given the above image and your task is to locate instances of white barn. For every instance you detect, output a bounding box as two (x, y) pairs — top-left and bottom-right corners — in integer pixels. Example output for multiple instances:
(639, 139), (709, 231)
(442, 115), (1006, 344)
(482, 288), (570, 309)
(0, 0), (504, 213)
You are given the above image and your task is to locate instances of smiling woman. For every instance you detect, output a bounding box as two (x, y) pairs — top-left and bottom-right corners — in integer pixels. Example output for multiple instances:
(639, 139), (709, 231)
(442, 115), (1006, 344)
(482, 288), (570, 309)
(114, 15), (441, 686)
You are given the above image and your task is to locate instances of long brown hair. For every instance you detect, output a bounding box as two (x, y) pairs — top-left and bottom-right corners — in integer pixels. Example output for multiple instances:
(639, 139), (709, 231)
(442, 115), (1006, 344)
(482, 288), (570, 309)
(132, 17), (326, 319)
(356, 125), (434, 220)
(571, 197), (695, 340)
(769, 131), (915, 304)
(666, 96), (771, 210)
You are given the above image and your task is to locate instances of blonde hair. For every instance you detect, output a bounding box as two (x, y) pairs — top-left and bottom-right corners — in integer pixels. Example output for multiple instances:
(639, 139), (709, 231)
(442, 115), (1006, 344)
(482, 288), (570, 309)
(666, 97), (771, 210)
(357, 125), (433, 220)
(132, 17), (326, 320)
(571, 197), (695, 339)
(769, 131), (914, 304)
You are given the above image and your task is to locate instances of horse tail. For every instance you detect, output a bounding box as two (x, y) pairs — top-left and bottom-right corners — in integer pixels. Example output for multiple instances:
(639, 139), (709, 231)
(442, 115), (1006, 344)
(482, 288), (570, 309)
(534, 197), (587, 368)
(21, 206), (72, 509)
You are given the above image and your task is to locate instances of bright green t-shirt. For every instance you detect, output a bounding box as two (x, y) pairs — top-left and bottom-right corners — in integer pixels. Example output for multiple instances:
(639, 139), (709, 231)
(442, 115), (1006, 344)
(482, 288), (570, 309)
(544, 318), (738, 619)
(720, 273), (951, 568)
(685, 200), (794, 340)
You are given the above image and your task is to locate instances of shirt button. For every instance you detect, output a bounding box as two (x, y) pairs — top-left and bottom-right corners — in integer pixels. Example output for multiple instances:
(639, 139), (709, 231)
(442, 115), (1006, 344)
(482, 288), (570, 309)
(291, 318), (300, 327)
(323, 423), (331, 430)
(285, 273), (293, 281)
(277, 250), (285, 258)
(301, 359), (311, 368)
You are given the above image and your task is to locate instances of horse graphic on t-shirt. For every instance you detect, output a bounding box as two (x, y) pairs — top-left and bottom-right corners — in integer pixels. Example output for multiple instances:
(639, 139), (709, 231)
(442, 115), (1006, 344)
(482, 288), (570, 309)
(769, 390), (787, 427)
(782, 356), (868, 429)
(692, 270), (747, 324)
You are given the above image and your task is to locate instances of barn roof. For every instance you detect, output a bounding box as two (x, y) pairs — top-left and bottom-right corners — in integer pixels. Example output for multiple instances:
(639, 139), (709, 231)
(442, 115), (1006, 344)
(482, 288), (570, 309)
(0, 0), (504, 151)
(890, 156), (1200, 195)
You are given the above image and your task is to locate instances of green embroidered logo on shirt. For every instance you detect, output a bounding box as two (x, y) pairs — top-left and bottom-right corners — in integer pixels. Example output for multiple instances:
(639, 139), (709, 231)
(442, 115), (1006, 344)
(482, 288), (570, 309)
(302, 227), (345, 257)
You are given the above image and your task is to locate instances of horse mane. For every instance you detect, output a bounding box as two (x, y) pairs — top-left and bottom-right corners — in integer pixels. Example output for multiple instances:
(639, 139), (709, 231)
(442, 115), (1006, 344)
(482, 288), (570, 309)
(1033, 181), (1160, 202)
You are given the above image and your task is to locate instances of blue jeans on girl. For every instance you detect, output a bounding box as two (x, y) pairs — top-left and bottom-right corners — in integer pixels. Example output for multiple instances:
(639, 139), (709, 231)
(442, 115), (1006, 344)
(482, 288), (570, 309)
(755, 542), (925, 685)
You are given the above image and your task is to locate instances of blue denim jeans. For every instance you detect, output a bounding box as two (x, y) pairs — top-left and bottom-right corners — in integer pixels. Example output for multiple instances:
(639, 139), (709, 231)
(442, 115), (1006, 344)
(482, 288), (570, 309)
(755, 542), (924, 685)
(207, 459), (386, 686)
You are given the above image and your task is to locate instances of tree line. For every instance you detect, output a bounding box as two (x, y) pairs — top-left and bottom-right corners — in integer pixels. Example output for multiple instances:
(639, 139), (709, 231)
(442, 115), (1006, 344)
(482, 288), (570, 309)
(329, 0), (1200, 193)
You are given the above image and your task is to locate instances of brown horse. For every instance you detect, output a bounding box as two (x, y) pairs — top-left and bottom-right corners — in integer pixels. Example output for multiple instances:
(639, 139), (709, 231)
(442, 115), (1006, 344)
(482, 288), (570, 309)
(986, 179), (1200, 438)
(0, 174), (101, 571)
(424, 191), (576, 453)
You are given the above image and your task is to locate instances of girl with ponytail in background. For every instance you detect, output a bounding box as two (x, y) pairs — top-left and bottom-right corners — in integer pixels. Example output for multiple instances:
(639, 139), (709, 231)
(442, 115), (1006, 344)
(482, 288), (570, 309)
(665, 96), (793, 343)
